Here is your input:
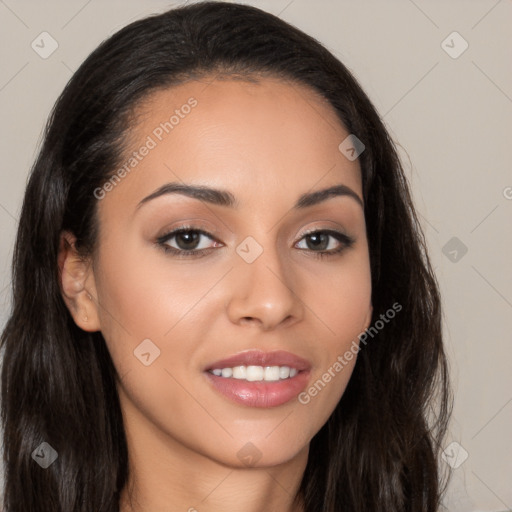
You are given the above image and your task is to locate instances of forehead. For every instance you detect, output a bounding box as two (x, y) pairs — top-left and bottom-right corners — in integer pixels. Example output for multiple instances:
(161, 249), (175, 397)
(100, 76), (363, 216)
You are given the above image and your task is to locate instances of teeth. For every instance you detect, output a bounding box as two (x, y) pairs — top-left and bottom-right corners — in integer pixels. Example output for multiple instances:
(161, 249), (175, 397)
(264, 366), (280, 381)
(246, 365), (264, 381)
(221, 368), (233, 378)
(209, 365), (299, 381)
(232, 366), (246, 379)
(279, 366), (290, 379)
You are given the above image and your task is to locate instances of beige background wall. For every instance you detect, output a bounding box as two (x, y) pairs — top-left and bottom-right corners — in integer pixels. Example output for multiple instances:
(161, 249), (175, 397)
(1, 1), (511, 510)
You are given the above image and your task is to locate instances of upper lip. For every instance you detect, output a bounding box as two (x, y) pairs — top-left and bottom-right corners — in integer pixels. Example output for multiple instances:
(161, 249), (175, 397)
(205, 350), (311, 371)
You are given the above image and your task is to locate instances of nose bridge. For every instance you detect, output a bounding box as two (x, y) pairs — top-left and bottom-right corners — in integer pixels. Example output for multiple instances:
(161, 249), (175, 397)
(226, 231), (302, 329)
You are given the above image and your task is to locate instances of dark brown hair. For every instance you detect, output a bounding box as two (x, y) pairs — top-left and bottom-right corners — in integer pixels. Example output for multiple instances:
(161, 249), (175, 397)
(1, 2), (452, 510)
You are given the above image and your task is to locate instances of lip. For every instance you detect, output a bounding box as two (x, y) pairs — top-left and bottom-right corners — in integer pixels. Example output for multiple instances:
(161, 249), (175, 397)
(203, 350), (312, 408)
(204, 350), (312, 372)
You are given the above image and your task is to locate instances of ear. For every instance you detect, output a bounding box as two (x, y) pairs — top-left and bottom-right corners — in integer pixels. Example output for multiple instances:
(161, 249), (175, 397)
(57, 231), (101, 332)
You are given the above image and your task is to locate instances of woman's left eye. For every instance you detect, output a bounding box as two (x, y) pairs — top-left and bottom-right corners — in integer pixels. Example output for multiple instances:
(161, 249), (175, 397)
(156, 226), (355, 259)
(295, 229), (355, 258)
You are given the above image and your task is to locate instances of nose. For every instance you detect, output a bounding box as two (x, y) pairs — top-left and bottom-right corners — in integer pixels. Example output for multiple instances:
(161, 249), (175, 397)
(225, 241), (304, 331)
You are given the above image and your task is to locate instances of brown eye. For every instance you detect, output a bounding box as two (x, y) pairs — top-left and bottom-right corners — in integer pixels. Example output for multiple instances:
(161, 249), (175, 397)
(303, 232), (330, 251)
(295, 229), (355, 258)
(157, 227), (220, 257)
(173, 230), (202, 250)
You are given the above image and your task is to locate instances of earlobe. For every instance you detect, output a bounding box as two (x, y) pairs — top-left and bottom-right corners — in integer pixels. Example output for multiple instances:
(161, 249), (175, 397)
(57, 231), (101, 332)
(363, 302), (373, 332)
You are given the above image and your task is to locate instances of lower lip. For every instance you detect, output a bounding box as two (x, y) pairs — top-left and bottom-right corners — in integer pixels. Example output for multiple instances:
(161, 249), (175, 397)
(204, 370), (310, 408)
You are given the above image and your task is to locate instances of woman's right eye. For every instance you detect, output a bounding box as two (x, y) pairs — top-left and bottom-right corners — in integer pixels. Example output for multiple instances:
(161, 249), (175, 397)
(157, 227), (221, 258)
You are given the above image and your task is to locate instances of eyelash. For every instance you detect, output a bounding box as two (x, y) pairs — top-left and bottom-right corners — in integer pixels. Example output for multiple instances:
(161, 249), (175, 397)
(156, 224), (355, 260)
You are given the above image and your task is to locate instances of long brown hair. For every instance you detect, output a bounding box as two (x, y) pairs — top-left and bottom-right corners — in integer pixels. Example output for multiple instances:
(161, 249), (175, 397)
(1, 2), (452, 510)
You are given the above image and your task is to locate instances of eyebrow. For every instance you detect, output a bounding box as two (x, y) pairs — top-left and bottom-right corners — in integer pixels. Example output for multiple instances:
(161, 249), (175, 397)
(136, 182), (364, 211)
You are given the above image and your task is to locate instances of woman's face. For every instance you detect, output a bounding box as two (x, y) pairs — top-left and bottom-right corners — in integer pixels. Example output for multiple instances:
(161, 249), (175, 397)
(83, 76), (372, 468)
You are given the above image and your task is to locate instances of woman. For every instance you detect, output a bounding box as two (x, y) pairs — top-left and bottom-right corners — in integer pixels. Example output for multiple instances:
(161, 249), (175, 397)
(0, 2), (452, 511)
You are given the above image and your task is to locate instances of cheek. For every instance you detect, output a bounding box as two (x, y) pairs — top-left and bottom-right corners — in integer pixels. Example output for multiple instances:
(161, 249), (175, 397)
(92, 238), (224, 376)
(298, 251), (371, 401)
(305, 250), (372, 343)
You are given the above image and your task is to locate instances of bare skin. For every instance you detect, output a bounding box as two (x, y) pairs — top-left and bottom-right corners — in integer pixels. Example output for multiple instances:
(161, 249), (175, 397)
(58, 76), (372, 512)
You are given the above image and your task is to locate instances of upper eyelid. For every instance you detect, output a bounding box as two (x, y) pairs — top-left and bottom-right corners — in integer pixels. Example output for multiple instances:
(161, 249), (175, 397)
(157, 226), (214, 242)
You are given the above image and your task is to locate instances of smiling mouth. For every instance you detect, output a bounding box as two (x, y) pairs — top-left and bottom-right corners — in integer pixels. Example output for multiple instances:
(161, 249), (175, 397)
(203, 350), (311, 407)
